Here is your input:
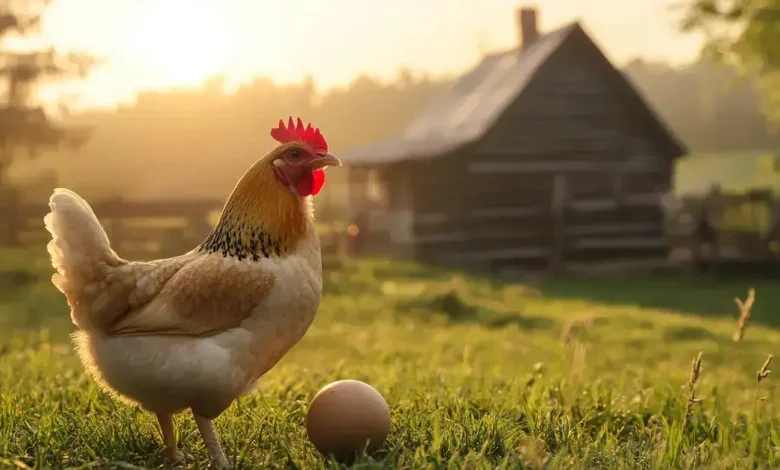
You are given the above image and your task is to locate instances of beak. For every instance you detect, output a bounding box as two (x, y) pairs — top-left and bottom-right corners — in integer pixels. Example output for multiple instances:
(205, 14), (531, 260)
(310, 152), (342, 169)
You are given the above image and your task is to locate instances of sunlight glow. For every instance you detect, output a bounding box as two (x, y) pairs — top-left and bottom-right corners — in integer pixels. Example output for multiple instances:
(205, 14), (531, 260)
(25, 0), (704, 109)
(120, 0), (236, 88)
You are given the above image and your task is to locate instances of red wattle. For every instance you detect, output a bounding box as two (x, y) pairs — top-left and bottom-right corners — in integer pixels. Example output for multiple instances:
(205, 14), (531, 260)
(310, 169), (326, 195)
(295, 169), (326, 196)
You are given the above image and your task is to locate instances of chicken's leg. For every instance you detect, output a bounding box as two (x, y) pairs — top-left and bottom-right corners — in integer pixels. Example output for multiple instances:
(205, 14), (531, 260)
(193, 412), (230, 469)
(156, 412), (190, 464)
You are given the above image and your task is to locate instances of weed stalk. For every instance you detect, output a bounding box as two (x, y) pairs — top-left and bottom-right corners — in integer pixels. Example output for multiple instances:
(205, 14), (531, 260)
(733, 288), (755, 342)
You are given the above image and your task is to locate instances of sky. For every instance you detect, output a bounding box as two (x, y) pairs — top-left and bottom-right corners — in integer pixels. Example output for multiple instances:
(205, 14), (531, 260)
(7, 0), (705, 110)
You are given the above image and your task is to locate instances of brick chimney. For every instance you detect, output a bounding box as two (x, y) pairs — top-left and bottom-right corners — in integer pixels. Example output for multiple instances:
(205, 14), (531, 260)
(518, 7), (539, 51)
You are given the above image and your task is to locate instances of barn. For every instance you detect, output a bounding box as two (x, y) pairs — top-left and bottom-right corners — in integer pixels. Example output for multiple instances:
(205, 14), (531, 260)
(340, 7), (687, 275)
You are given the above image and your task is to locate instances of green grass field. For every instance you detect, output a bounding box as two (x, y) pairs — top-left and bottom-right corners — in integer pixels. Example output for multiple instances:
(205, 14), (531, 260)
(1, 247), (778, 469)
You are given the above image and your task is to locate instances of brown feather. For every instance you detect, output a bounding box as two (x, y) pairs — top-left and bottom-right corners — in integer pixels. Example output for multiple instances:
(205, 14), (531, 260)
(107, 254), (276, 336)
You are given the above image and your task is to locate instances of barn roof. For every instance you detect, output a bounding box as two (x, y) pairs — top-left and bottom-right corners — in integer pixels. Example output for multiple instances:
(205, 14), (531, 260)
(341, 22), (686, 166)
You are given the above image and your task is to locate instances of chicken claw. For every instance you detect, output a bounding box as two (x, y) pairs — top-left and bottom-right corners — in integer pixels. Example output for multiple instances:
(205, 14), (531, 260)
(156, 412), (192, 465)
(194, 412), (231, 469)
(162, 447), (193, 465)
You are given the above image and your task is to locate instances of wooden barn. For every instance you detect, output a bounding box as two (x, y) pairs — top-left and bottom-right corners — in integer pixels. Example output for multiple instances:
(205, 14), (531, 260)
(340, 7), (687, 275)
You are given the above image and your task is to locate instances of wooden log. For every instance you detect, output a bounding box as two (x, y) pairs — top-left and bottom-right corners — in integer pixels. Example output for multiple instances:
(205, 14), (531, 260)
(464, 216), (554, 236)
(468, 206), (543, 219)
(565, 222), (660, 237)
(412, 231), (470, 244)
(565, 207), (663, 225)
(570, 236), (667, 250)
(568, 193), (663, 212)
(468, 228), (543, 240)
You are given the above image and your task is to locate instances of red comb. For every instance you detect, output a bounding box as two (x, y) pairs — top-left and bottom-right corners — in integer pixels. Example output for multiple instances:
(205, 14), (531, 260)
(270, 117), (328, 153)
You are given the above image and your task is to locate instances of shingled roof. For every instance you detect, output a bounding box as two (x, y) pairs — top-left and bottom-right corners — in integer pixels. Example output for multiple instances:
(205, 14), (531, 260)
(340, 23), (575, 165)
(341, 21), (686, 166)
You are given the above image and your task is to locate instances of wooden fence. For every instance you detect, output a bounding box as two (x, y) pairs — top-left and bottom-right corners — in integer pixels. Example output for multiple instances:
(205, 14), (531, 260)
(4, 190), (774, 273)
(0, 197), (344, 263)
(667, 188), (780, 269)
(348, 186), (780, 276)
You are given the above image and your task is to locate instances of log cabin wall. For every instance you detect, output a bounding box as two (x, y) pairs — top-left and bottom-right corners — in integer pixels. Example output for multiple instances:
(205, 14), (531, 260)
(401, 29), (676, 274)
(404, 158), (472, 265)
(341, 16), (685, 276)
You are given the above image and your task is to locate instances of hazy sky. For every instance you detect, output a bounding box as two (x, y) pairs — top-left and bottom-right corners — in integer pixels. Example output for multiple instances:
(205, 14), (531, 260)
(15, 0), (704, 109)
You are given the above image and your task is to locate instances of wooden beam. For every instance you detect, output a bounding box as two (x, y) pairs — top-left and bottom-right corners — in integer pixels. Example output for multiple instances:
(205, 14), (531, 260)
(568, 192), (664, 212)
(623, 192), (663, 206)
(565, 222), (659, 236)
(469, 229), (540, 239)
(468, 207), (542, 218)
(569, 199), (618, 212)
(411, 232), (470, 244)
(570, 237), (667, 250)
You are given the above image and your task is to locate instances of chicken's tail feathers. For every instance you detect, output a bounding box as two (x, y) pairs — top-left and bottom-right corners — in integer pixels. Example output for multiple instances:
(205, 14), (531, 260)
(44, 188), (125, 328)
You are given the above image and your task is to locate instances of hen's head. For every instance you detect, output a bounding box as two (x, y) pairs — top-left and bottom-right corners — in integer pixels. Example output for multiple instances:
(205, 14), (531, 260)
(266, 117), (341, 197)
(204, 118), (340, 257)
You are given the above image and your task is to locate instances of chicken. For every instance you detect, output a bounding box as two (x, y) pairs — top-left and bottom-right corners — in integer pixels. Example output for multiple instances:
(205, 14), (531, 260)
(43, 117), (341, 468)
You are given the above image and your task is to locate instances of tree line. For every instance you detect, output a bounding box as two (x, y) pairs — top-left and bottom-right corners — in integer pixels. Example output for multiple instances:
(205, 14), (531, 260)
(5, 59), (777, 200)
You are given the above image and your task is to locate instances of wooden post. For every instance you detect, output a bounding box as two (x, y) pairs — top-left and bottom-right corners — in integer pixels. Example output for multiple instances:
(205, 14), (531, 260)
(708, 186), (722, 267)
(767, 197), (780, 259)
(689, 198), (708, 272)
(549, 174), (567, 275)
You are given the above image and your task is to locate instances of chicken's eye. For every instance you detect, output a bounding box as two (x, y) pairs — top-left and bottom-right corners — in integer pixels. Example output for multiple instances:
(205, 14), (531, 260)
(289, 148), (302, 160)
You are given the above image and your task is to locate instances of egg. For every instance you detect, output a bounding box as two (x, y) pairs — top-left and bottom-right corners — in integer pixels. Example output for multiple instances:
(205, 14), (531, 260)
(306, 380), (391, 461)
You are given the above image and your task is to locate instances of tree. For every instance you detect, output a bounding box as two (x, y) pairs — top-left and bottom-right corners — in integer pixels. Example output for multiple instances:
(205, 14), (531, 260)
(680, 0), (780, 121)
(0, 0), (92, 189)
(624, 58), (780, 151)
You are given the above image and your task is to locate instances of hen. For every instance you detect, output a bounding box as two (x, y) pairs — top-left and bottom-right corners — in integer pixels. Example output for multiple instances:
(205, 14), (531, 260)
(44, 117), (341, 468)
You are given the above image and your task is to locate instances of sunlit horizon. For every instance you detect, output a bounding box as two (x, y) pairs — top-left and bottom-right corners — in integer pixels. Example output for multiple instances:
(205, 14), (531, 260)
(6, 0), (705, 111)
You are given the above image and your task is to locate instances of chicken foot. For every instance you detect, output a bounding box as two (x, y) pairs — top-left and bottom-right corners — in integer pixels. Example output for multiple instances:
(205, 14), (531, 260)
(194, 412), (231, 469)
(156, 412), (192, 464)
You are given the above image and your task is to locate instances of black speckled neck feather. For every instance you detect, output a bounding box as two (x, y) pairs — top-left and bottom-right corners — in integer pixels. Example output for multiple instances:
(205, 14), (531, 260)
(197, 150), (310, 261)
(198, 215), (293, 261)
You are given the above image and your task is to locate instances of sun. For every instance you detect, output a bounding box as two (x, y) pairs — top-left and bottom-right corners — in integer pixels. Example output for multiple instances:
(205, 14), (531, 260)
(121, 0), (235, 88)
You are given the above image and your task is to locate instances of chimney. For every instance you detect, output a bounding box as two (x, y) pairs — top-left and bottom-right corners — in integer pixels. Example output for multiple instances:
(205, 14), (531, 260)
(518, 7), (539, 51)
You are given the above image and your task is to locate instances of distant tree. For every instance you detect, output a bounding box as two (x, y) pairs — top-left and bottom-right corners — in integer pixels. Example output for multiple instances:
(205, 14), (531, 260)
(0, 0), (92, 189)
(625, 58), (780, 151)
(316, 71), (451, 150)
(680, 0), (780, 122)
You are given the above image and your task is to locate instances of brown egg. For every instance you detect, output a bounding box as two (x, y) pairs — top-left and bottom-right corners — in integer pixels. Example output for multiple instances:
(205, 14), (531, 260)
(306, 380), (391, 461)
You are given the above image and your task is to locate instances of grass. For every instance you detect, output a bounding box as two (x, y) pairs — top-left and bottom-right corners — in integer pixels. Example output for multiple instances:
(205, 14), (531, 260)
(0, 248), (779, 469)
